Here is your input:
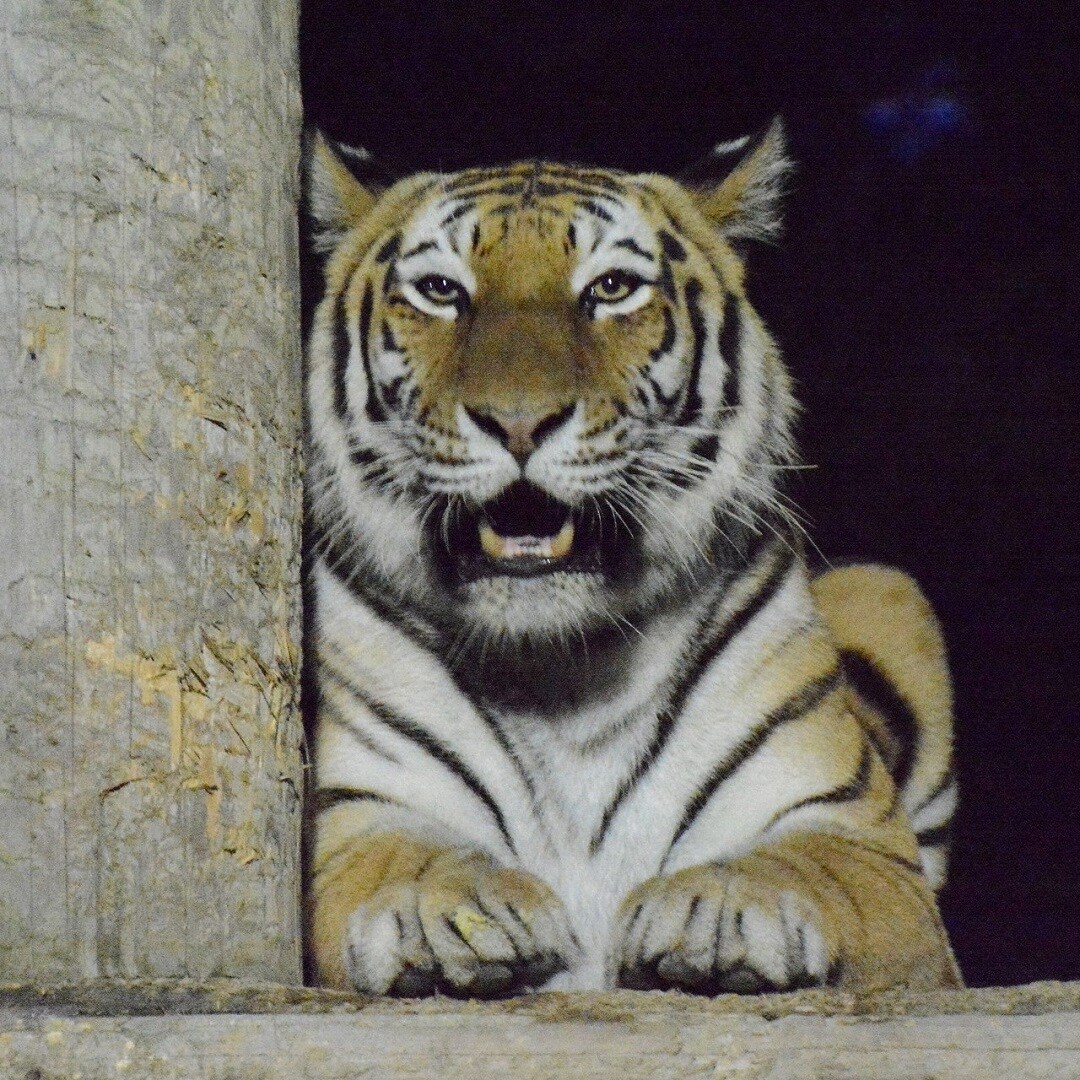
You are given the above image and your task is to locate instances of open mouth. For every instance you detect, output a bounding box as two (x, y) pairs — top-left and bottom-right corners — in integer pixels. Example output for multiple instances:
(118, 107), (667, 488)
(436, 481), (630, 584)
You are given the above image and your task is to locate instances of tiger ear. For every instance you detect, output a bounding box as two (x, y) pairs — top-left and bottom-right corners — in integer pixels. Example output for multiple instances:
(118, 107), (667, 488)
(304, 131), (393, 251)
(682, 117), (793, 244)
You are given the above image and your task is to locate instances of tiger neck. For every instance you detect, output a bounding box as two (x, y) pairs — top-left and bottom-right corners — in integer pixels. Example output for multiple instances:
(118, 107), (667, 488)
(441, 571), (729, 720)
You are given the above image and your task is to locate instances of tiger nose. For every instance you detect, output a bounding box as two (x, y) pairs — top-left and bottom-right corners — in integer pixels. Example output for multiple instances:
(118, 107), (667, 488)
(464, 404), (576, 464)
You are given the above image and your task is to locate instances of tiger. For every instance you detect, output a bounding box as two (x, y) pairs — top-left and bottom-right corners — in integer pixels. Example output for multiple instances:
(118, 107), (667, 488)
(303, 120), (962, 997)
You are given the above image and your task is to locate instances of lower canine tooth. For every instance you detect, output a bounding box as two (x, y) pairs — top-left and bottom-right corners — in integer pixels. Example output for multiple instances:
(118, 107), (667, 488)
(550, 519), (575, 559)
(479, 520), (508, 560)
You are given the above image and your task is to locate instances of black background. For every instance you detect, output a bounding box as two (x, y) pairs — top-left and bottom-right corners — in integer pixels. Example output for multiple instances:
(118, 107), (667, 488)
(300, 0), (1079, 987)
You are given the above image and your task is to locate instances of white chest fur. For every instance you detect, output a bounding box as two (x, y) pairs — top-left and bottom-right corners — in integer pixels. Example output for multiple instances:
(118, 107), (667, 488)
(315, 556), (824, 988)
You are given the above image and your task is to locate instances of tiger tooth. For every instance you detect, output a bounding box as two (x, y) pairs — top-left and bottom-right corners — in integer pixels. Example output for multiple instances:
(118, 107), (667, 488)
(478, 518), (576, 562)
(550, 518), (575, 559)
(479, 520), (508, 560)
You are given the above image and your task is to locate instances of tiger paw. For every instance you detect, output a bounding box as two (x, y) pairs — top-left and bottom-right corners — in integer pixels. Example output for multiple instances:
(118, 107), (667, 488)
(343, 850), (579, 997)
(614, 857), (837, 994)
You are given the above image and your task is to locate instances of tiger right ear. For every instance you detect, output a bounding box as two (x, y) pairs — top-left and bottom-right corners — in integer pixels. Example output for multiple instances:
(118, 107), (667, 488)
(682, 117), (793, 245)
(304, 131), (392, 251)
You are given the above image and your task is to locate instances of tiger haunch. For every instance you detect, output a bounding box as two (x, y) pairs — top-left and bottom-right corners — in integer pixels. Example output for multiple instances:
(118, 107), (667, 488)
(304, 121), (962, 996)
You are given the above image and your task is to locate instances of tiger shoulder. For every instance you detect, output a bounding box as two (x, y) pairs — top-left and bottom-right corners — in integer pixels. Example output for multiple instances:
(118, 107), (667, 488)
(303, 120), (962, 996)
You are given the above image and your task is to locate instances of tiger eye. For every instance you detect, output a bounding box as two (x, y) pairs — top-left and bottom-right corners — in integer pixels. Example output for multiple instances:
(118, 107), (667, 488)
(585, 270), (641, 305)
(415, 274), (466, 306)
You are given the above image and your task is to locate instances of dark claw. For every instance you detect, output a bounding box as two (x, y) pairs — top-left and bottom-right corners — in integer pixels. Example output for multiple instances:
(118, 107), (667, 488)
(463, 962), (516, 999)
(389, 966), (439, 997)
(620, 957), (781, 996)
(655, 952), (711, 987)
(521, 951), (568, 988)
(709, 963), (770, 995)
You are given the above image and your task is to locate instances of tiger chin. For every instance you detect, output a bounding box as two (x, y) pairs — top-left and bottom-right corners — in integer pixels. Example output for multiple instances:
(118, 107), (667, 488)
(303, 120), (963, 998)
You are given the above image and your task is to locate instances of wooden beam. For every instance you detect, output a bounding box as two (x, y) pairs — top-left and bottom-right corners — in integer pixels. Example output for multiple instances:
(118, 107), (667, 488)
(1, 981), (1078, 1079)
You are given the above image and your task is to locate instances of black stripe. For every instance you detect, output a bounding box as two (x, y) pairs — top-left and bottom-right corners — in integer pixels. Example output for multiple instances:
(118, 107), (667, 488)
(915, 821), (953, 849)
(683, 540), (796, 676)
(346, 445), (393, 491)
(438, 201), (477, 228)
(382, 375), (406, 410)
(357, 284), (385, 423)
(319, 541), (541, 817)
(645, 373), (679, 414)
(839, 649), (919, 796)
(579, 198), (614, 223)
(910, 761), (956, 820)
(442, 169), (504, 193)
(648, 306), (677, 364)
(687, 433), (719, 466)
(401, 239), (437, 260)
(717, 293), (743, 409)
(320, 691), (401, 762)
(539, 165), (626, 191)
(613, 236), (654, 260)
(315, 787), (401, 815)
(536, 181), (622, 202)
(488, 200), (529, 219)
(464, 180), (530, 200)
(521, 167), (542, 206)
(846, 841), (927, 881)
(764, 736), (874, 831)
(348, 446), (380, 469)
(679, 279), (706, 424)
(332, 295), (351, 424)
(659, 229), (687, 262)
(381, 320), (400, 352)
(323, 666), (516, 853)
(381, 265), (400, 297)
(655, 250), (677, 300)
(322, 548), (440, 658)
(460, 697), (542, 815)
(590, 540), (791, 854)
(668, 667), (844, 854)
(375, 233), (401, 264)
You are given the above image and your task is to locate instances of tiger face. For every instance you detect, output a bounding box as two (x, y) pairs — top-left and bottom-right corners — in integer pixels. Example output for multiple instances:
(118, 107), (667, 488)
(307, 125), (796, 646)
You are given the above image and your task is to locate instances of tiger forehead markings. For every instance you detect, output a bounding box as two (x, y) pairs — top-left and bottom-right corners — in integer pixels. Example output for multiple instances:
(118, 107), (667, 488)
(305, 123), (961, 998)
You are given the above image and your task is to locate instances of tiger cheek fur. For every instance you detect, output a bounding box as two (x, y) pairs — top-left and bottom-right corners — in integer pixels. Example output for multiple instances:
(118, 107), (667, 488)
(304, 123), (961, 996)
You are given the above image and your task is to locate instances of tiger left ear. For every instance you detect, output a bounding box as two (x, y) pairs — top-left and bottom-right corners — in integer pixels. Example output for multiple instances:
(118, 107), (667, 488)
(682, 117), (793, 244)
(304, 130), (393, 252)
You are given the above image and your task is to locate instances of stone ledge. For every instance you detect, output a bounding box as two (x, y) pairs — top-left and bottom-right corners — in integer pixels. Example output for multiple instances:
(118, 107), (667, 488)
(2, 981), (1078, 1079)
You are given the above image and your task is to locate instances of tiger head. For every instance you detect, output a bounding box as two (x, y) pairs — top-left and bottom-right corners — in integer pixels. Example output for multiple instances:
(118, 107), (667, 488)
(306, 123), (797, 649)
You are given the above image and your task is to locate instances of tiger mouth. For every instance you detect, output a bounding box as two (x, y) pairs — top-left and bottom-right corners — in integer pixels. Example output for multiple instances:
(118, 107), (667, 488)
(437, 481), (624, 583)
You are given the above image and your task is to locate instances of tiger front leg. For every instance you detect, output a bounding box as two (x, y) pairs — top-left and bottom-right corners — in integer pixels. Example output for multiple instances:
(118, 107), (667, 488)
(613, 832), (961, 994)
(311, 832), (579, 997)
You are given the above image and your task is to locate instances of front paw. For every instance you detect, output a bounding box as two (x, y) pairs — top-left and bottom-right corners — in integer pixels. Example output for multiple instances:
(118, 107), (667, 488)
(615, 857), (836, 994)
(345, 849), (579, 998)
